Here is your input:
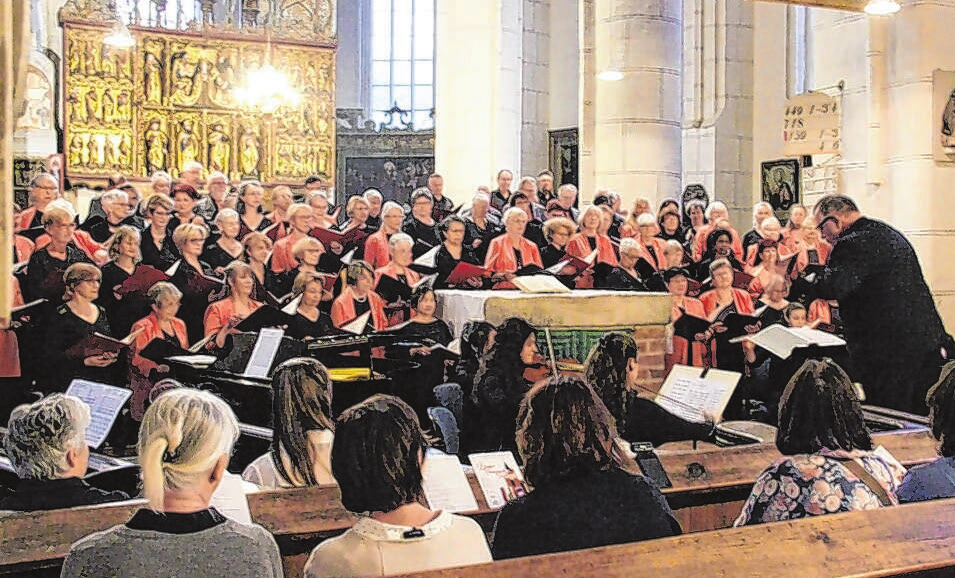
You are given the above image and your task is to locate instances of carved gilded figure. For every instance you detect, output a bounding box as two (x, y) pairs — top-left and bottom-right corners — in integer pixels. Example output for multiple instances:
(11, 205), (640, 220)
(145, 52), (164, 104)
(179, 119), (201, 169)
(67, 88), (85, 123)
(87, 136), (102, 168)
(208, 123), (231, 173)
(105, 136), (119, 168)
(170, 51), (200, 106)
(84, 41), (99, 75)
(239, 127), (261, 176)
(116, 91), (132, 122)
(145, 119), (168, 173)
(119, 135), (131, 168)
(69, 135), (85, 167)
(84, 89), (101, 123)
(102, 89), (115, 123)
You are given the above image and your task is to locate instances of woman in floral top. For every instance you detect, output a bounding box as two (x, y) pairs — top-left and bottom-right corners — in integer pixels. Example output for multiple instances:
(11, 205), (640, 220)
(735, 359), (906, 526)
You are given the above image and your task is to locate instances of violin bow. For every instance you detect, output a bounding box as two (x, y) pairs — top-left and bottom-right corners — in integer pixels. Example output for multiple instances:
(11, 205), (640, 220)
(543, 327), (559, 376)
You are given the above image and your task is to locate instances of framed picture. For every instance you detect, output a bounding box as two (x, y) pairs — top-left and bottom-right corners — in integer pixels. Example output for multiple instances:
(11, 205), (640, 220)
(760, 159), (800, 216)
(548, 128), (578, 188)
(341, 156), (434, 205)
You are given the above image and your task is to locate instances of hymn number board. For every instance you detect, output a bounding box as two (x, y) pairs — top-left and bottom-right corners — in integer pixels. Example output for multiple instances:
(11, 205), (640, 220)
(782, 93), (842, 157)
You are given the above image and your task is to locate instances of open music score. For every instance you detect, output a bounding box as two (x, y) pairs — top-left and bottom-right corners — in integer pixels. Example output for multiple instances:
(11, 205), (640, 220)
(783, 92), (842, 156)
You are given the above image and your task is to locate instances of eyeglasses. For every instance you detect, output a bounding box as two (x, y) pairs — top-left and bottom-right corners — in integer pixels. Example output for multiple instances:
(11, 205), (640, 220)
(35, 185), (57, 191)
(816, 215), (838, 231)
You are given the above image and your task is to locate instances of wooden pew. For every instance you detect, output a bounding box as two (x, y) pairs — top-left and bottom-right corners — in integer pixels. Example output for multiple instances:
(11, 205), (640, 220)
(392, 498), (955, 578)
(0, 429), (940, 577)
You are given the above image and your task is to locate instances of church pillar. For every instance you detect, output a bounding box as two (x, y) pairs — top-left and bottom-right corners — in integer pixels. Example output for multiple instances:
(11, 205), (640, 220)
(583, 0), (682, 209)
(435, 0), (523, 202)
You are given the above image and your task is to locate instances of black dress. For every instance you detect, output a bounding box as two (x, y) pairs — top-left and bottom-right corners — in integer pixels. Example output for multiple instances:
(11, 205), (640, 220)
(97, 262), (151, 337)
(201, 242), (243, 272)
(464, 218), (501, 263)
(23, 243), (93, 303)
(434, 244), (481, 289)
(390, 319), (454, 419)
(237, 215), (274, 241)
(43, 304), (118, 392)
(402, 217), (442, 258)
(168, 260), (217, 345)
(603, 267), (649, 292)
(285, 310), (335, 340)
(623, 396), (713, 446)
(140, 229), (180, 272)
(491, 467), (682, 560)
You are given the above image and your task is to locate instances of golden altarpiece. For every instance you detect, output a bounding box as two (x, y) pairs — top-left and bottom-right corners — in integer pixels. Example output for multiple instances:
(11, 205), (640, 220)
(58, 0), (337, 186)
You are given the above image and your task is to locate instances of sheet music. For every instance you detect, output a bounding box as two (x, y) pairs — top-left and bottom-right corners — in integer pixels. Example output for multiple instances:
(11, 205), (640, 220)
(243, 327), (285, 379)
(583, 248), (599, 264)
(421, 453), (479, 513)
(545, 259), (571, 275)
(210, 472), (256, 525)
(468, 451), (525, 510)
(281, 295), (302, 315)
(65, 380), (133, 448)
(414, 273), (438, 290)
(414, 245), (441, 268)
(340, 248), (356, 265)
(729, 324), (846, 359)
(341, 311), (371, 335)
(165, 259), (181, 276)
(654, 365), (740, 424)
(511, 275), (571, 293)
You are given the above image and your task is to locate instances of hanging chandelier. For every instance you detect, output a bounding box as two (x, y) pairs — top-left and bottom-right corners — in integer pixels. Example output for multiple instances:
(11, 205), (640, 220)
(234, 31), (301, 113)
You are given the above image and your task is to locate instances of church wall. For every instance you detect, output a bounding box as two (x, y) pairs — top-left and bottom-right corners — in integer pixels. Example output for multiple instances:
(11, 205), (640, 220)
(751, 3), (790, 214)
(547, 0), (579, 131)
(521, 0), (552, 175)
(335, 0), (367, 110)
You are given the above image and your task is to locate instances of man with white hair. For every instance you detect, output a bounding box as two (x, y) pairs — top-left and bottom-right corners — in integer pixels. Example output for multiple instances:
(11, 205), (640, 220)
(179, 161), (204, 188)
(196, 171), (230, 223)
(79, 189), (139, 243)
(363, 188), (383, 229)
(556, 184), (579, 222)
(150, 171), (172, 197)
(0, 394), (129, 510)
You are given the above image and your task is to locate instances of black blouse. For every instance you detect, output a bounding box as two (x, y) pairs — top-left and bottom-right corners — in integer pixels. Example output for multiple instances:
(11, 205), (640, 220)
(43, 304), (117, 391)
(285, 310), (335, 340)
(140, 228), (180, 272)
(97, 262), (151, 337)
(168, 260), (217, 345)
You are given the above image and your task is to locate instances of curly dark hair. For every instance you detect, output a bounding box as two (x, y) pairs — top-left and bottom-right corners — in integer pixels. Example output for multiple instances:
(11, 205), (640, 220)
(332, 394), (429, 513)
(473, 318), (536, 393)
(517, 376), (619, 487)
(583, 332), (638, 434)
(776, 358), (872, 455)
(704, 228), (733, 257)
(927, 360), (955, 458)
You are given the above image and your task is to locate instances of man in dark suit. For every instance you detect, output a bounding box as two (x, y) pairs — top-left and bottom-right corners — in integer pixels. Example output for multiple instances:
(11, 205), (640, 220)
(804, 194), (950, 414)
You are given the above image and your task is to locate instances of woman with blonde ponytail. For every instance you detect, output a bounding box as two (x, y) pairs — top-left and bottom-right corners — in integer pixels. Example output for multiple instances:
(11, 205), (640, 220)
(61, 389), (282, 578)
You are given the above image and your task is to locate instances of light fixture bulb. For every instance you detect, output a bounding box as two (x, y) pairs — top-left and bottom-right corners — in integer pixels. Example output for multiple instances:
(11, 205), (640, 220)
(104, 20), (135, 48)
(598, 69), (624, 82)
(864, 0), (901, 15)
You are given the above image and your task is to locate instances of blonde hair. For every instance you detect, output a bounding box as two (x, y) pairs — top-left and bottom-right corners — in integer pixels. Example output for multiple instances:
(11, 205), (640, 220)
(106, 225), (142, 264)
(287, 203), (312, 221)
(292, 236), (323, 260)
(42, 206), (74, 228)
(577, 205), (603, 229)
(139, 388), (239, 511)
(172, 223), (208, 252)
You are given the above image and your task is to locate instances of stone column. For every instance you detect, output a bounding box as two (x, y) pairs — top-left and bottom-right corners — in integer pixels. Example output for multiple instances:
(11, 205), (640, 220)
(435, 0), (523, 203)
(585, 0), (682, 209)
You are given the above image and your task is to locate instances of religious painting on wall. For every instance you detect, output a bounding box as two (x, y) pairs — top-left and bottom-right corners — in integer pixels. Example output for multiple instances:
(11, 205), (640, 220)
(342, 156), (435, 204)
(760, 159), (800, 217)
(549, 129), (578, 188)
(60, 18), (337, 185)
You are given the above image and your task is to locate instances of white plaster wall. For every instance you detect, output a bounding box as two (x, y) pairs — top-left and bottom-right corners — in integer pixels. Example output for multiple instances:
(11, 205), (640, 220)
(547, 0), (578, 131)
(521, 0), (551, 174)
(335, 0), (366, 110)
(751, 3), (788, 205)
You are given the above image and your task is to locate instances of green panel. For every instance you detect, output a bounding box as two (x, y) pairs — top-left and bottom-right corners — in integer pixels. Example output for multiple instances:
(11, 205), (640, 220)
(535, 328), (633, 363)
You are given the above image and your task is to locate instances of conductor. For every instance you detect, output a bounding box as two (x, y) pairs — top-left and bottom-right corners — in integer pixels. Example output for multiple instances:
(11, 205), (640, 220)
(804, 194), (950, 414)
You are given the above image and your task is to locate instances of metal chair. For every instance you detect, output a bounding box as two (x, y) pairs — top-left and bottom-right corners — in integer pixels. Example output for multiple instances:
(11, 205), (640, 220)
(433, 382), (464, 425)
(427, 406), (460, 455)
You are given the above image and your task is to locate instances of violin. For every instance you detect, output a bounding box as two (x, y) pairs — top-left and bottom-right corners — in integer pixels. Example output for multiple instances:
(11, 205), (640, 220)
(522, 353), (554, 383)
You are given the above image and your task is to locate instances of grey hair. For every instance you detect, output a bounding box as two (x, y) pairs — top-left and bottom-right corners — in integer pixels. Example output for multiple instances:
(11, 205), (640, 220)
(636, 212), (657, 226)
(557, 184), (578, 198)
(362, 188), (383, 201)
(705, 201), (728, 221)
(619, 237), (641, 257)
(388, 232), (414, 251)
(101, 189), (128, 208)
(4, 394), (90, 480)
(147, 281), (183, 307)
(663, 239), (684, 254)
(150, 170), (172, 184)
(214, 208), (240, 227)
(381, 200), (405, 218)
(503, 206), (527, 224)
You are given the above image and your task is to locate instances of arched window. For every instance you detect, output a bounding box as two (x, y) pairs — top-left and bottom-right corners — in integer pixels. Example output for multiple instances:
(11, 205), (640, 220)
(371, 0), (435, 130)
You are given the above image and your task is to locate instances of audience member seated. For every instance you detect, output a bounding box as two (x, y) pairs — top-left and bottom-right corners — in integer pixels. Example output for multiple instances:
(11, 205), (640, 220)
(243, 358), (336, 488)
(236, 180), (273, 240)
(202, 209), (244, 273)
(140, 194), (180, 271)
(897, 361), (955, 502)
(464, 192), (501, 263)
(129, 282), (189, 421)
(450, 321), (496, 398)
(374, 233), (421, 326)
(204, 262), (264, 350)
(491, 376), (682, 560)
(285, 272), (335, 340)
(331, 261), (389, 333)
(734, 359), (906, 526)
(364, 201), (405, 269)
(61, 388), (283, 577)
(664, 267), (706, 371)
(434, 215), (483, 289)
(43, 263), (120, 392)
(303, 394), (491, 578)
(585, 332), (713, 447)
(603, 238), (651, 291)
(168, 223), (216, 344)
(0, 394), (129, 511)
(484, 207), (543, 287)
(462, 318), (540, 455)
(23, 206), (93, 303)
(270, 203), (313, 274)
